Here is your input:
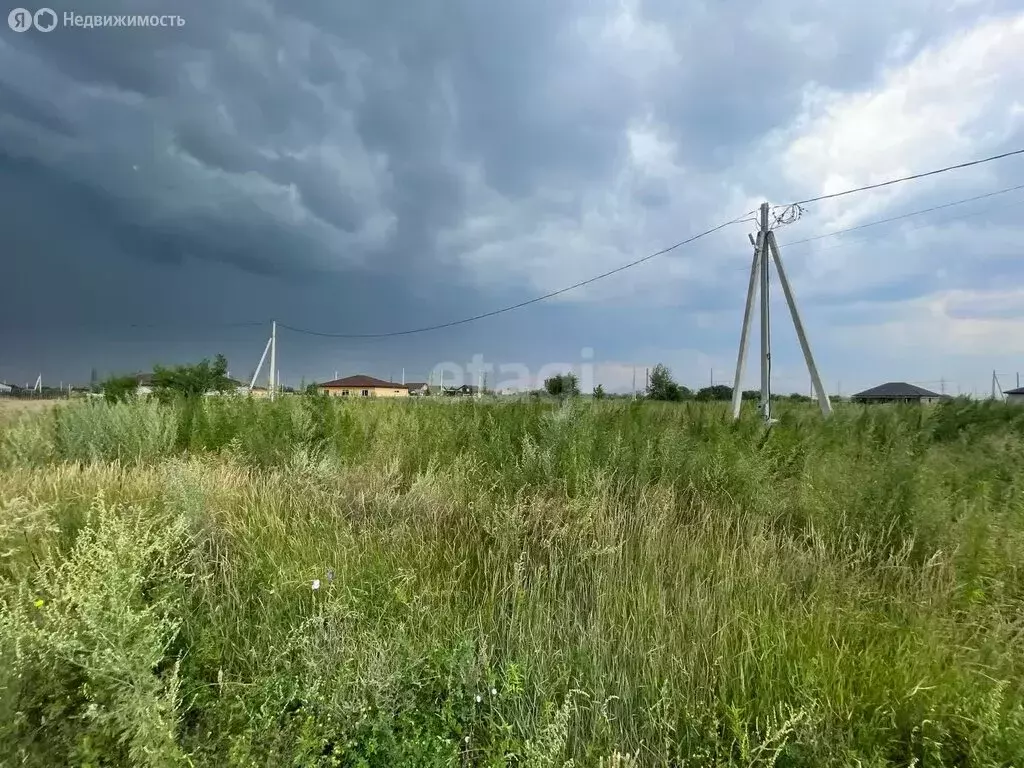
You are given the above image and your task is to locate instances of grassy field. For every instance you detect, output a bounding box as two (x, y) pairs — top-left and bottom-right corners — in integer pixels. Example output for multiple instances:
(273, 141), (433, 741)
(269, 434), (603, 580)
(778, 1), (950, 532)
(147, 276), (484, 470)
(0, 397), (65, 425)
(1, 395), (1023, 767)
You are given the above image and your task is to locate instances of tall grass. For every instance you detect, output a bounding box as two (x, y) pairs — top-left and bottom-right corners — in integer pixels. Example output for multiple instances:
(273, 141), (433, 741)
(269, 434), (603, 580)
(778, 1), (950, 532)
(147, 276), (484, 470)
(1, 396), (1023, 766)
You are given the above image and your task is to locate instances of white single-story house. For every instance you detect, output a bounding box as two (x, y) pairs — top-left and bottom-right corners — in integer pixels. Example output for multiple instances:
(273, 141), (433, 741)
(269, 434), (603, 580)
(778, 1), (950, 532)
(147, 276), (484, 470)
(1005, 386), (1024, 405)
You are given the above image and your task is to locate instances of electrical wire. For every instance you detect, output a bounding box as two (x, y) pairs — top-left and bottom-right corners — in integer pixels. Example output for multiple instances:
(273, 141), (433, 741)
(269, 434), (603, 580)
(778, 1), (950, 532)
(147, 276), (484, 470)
(781, 183), (1024, 247)
(124, 152), (1024, 338)
(278, 211), (755, 339)
(789, 148), (1024, 206)
(732, 191), (1024, 270)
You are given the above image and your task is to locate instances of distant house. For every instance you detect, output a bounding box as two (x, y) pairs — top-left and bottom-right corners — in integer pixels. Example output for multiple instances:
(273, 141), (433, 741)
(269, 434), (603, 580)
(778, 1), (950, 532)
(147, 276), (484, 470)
(132, 373), (247, 397)
(443, 384), (479, 397)
(0, 382), (11, 395)
(851, 382), (948, 405)
(1005, 386), (1024, 405)
(406, 382), (430, 396)
(319, 375), (409, 398)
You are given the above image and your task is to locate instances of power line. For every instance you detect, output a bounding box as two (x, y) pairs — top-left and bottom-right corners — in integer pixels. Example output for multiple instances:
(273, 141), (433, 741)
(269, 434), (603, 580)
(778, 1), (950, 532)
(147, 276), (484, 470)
(278, 212), (754, 339)
(790, 148), (1024, 206)
(732, 190), (1024, 270)
(781, 183), (1024, 247)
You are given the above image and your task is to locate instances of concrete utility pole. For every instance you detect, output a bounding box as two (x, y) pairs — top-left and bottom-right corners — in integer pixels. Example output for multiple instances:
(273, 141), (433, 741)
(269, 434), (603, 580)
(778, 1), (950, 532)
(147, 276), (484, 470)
(268, 320), (277, 401)
(731, 202), (832, 423)
(251, 337), (271, 391)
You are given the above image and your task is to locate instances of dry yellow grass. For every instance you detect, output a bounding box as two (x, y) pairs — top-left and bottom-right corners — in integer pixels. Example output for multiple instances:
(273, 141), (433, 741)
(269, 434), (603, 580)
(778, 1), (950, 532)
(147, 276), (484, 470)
(0, 398), (62, 424)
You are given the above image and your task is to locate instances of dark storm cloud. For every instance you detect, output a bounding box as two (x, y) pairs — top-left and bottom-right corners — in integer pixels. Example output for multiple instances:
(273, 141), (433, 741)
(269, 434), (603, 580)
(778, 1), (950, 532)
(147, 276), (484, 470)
(3, 0), (609, 288)
(2, 0), (1023, 392)
(0, 80), (74, 136)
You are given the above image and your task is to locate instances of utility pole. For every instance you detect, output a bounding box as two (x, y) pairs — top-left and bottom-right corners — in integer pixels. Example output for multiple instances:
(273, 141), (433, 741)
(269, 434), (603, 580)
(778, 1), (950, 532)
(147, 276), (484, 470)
(1018, 372), (1020, 388)
(632, 368), (636, 401)
(940, 378), (945, 396)
(250, 338), (269, 392)
(645, 368), (649, 394)
(759, 203), (771, 421)
(992, 370), (997, 400)
(731, 202), (832, 422)
(269, 320), (277, 401)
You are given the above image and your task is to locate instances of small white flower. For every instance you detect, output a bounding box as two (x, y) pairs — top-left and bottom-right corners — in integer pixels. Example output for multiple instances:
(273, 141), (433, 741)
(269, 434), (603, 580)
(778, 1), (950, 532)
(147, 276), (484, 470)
(464, 736), (470, 744)
(490, 687), (497, 696)
(312, 579), (321, 590)
(475, 694), (482, 703)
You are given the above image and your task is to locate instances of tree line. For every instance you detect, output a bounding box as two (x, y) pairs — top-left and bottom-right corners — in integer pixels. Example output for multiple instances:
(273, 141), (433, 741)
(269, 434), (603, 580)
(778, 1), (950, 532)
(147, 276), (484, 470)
(544, 364), (819, 402)
(102, 355), (236, 404)
(97, 357), (816, 406)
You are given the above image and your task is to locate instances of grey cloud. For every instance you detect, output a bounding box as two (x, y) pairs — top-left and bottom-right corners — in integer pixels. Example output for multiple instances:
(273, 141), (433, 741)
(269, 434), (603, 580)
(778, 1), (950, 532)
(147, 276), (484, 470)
(637, 0), (1020, 169)
(0, 81), (75, 136)
(2, 0), (1022, 389)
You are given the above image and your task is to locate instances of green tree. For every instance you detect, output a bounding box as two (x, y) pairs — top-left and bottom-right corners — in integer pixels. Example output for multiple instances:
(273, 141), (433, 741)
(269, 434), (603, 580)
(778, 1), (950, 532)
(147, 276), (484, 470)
(102, 374), (139, 404)
(696, 384), (733, 402)
(544, 373), (580, 398)
(593, 384), (606, 400)
(151, 354), (233, 403)
(646, 364), (692, 402)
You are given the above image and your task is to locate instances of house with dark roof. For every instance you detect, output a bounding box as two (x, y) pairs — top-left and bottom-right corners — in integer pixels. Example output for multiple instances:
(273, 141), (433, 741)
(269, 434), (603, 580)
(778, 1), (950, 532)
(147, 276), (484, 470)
(405, 382), (430, 396)
(851, 382), (949, 405)
(319, 375), (409, 398)
(442, 384), (479, 397)
(1004, 386), (1024, 405)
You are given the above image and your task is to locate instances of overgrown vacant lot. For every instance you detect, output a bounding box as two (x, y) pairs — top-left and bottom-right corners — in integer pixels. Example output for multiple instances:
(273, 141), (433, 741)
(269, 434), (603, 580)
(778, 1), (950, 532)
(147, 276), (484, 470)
(1, 396), (1023, 767)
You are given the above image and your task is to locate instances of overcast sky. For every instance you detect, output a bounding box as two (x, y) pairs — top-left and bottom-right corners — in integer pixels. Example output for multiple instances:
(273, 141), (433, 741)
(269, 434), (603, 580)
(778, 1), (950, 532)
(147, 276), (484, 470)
(2, 0), (1023, 395)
